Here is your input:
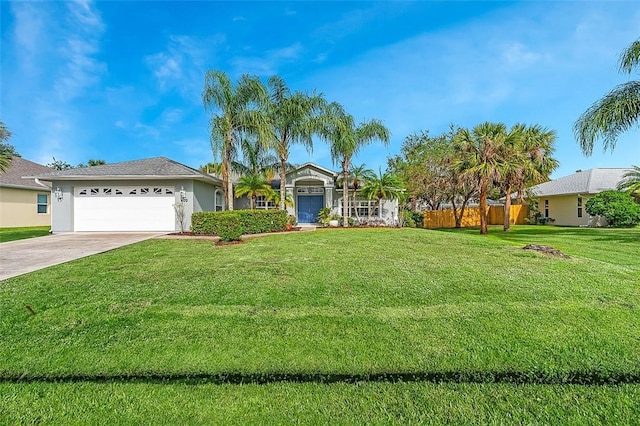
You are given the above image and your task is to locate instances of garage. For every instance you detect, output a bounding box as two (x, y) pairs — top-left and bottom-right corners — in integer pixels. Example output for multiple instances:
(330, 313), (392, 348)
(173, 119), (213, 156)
(74, 185), (176, 231)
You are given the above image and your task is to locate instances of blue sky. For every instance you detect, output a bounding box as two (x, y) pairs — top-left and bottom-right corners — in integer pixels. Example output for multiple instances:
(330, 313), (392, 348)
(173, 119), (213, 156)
(1, 1), (638, 178)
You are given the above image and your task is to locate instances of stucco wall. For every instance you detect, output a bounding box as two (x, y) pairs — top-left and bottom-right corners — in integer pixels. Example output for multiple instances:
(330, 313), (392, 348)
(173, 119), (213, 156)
(0, 186), (51, 228)
(536, 194), (605, 226)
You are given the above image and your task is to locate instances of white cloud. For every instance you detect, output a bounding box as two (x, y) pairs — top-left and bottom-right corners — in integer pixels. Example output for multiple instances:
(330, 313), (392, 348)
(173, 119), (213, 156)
(231, 42), (303, 76)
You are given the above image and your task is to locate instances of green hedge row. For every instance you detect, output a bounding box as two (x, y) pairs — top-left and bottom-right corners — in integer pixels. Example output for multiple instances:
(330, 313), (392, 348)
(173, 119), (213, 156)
(191, 210), (288, 241)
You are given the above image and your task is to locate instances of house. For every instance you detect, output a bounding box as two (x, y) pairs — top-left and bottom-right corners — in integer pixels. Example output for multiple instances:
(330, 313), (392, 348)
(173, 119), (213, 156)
(529, 168), (632, 226)
(234, 163), (399, 225)
(0, 157), (53, 228)
(32, 157), (224, 232)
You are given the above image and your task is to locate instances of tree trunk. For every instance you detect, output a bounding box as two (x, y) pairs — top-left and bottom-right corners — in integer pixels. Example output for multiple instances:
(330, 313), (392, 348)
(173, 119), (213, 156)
(479, 178), (488, 235)
(451, 197), (461, 228)
(223, 146), (234, 211)
(516, 182), (525, 205)
(503, 184), (512, 232)
(279, 156), (287, 211)
(342, 167), (349, 227)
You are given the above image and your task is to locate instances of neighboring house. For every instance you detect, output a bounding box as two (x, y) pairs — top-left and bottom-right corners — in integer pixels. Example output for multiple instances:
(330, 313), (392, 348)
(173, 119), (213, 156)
(32, 157), (224, 232)
(0, 157), (53, 228)
(529, 168), (632, 227)
(234, 163), (399, 225)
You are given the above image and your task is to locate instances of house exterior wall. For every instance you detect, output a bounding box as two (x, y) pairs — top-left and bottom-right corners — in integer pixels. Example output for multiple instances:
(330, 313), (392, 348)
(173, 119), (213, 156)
(0, 186), (51, 228)
(535, 194), (606, 227)
(49, 179), (220, 232)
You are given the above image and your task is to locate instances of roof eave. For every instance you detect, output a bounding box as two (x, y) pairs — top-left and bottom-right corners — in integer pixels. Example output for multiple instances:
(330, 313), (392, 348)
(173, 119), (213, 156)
(30, 174), (222, 184)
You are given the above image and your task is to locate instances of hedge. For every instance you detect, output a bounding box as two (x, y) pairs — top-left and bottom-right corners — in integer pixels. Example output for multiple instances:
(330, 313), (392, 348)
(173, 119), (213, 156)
(191, 210), (288, 241)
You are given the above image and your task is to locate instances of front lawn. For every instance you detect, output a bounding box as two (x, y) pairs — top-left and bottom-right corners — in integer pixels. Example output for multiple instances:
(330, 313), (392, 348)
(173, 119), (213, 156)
(0, 226), (50, 243)
(1, 226), (638, 422)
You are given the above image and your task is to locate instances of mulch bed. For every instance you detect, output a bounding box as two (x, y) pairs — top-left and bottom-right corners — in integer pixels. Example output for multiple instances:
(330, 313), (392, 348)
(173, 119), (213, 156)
(522, 244), (569, 258)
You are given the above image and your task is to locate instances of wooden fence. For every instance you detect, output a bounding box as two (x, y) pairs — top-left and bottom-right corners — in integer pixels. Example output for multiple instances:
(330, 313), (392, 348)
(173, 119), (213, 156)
(422, 205), (529, 229)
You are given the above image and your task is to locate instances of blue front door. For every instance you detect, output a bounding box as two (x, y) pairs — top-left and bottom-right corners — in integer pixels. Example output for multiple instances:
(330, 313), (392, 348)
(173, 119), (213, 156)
(297, 195), (324, 223)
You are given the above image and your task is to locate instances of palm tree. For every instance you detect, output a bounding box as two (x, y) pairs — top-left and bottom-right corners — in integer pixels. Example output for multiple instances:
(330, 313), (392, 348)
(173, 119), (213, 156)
(574, 38), (640, 155)
(618, 165), (640, 202)
(266, 188), (294, 209)
(266, 76), (328, 211)
(453, 122), (509, 235)
(361, 168), (405, 221)
(325, 103), (390, 227)
(0, 119), (13, 173)
(234, 136), (280, 180)
(203, 71), (270, 210)
(234, 173), (273, 209)
(337, 163), (376, 222)
(501, 124), (558, 232)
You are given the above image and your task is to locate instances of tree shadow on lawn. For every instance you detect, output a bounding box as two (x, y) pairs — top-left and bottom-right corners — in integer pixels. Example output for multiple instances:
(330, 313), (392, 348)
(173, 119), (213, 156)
(3, 370), (640, 386)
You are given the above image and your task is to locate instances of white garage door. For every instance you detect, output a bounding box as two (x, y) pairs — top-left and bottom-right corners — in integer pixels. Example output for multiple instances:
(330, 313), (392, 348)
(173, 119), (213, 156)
(74, 186), (176, 231)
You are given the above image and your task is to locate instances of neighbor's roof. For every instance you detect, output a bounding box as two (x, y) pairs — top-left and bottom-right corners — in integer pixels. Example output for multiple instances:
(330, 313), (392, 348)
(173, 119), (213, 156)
(31, 157), (222, 184)
(529, 168), (632, 197)
(0, 157), (52, 190)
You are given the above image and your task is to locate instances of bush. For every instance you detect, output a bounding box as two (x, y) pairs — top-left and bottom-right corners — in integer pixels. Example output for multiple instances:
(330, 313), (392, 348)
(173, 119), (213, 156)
(191, 210), (288, 241)
(400, 210), (416, 228)
(585, 190), (640, 228)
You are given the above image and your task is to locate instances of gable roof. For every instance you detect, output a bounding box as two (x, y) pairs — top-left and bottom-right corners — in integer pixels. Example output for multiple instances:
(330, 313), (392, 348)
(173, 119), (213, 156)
(31, 157), (222, 184)
(529, 168), (632, 197)
(287, 162), (338, 178)
(0, 157), (53, 190)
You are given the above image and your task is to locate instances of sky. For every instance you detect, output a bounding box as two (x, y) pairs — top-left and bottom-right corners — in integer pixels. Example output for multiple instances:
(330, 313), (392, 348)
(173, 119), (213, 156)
(1, 1), (639, 179)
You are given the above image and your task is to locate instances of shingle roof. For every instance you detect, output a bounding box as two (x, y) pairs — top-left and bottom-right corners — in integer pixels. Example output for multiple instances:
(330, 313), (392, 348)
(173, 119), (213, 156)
(0, 157), (53, 190)
(31, 157), (221, 184)
(529, 168), (632, 197)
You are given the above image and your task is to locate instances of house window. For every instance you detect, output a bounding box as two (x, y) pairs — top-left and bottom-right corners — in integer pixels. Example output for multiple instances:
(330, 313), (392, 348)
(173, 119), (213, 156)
(544, 199), (549, 218)
(214, 190), (224, 211)
(577, 197), (583, 218)
(343, 197), (379, 218)
(37, 194), (48, 214)
(256, 195), (276, 209)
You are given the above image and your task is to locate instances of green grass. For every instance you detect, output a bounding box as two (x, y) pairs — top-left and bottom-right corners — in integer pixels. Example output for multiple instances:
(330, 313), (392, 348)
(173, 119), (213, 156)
(0, 226), (50, 243)
(1, 226), (639, 422)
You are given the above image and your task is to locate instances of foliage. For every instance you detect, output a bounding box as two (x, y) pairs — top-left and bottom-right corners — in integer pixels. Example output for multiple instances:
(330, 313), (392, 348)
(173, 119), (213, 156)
(585, 190), (640, 227)
(317, 207), (333, 226)
(617, 165), (640, 201)
(266, 76), (328, 211)
(400, 210), (416, 228)
(46, 157), (73, 171)
(199, 162), (223, 175)
(191, 210), (287, 240)
(266, 188), (294, 209)
(233, 173), (273, 209)
(203, 71), (270, 210)
(337, 163), (376, 222)
(361, 168), (405, 220)
(77, 159), (107, 168)
(0, 119), (15, 172)
(453, 122), (511, 235)
(287, 215), (297, 226)
(324, 102), (390, 226)
(574, 37), (640, 155)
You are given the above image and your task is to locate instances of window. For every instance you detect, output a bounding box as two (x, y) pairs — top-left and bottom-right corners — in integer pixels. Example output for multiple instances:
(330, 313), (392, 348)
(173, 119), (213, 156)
(297, 186), (324, 194)
(343, 197), (378, 218)
(214, 190), (224, 211)
(577, 197), (583, 218)
(544, 199), (549, 218)
(37, 194), (48, 214)
(256, 195), (276, 209)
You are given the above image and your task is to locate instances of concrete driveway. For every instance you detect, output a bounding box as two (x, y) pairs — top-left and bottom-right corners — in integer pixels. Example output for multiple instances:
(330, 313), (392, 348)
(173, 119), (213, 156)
(0, 232), (166, 281)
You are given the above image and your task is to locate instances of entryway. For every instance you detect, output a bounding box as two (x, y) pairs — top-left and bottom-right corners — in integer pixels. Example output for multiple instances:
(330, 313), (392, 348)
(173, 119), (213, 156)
(297, 195), (324, 223)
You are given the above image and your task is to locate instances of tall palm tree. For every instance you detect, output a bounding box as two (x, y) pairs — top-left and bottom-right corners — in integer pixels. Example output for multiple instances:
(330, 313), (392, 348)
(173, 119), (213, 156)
(0, 119), (13, 173)
(618, 165), (640, 202)
(501, 124), (558, 232)
(453, 122), (509, 235)
(234, 173), (273, 209)
(235, 136), (279, 180)
(361, 168), (405, 221)
(337, 163), (376, 222)
(203, 71), (270, 210)
(325, 103), (390, 227)
(574, 38), (640, 155)
(266, 76), (328, 211)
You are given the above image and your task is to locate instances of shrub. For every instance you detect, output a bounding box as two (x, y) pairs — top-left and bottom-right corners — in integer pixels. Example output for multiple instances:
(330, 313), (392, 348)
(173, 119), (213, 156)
(191, 210), (288, 240)
(585, 190), (640, 228)
(400, 210), (416, 228)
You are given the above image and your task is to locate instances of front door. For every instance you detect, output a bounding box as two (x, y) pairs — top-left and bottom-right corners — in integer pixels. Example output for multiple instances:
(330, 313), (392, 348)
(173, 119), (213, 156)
(297, 195), (324, 223)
